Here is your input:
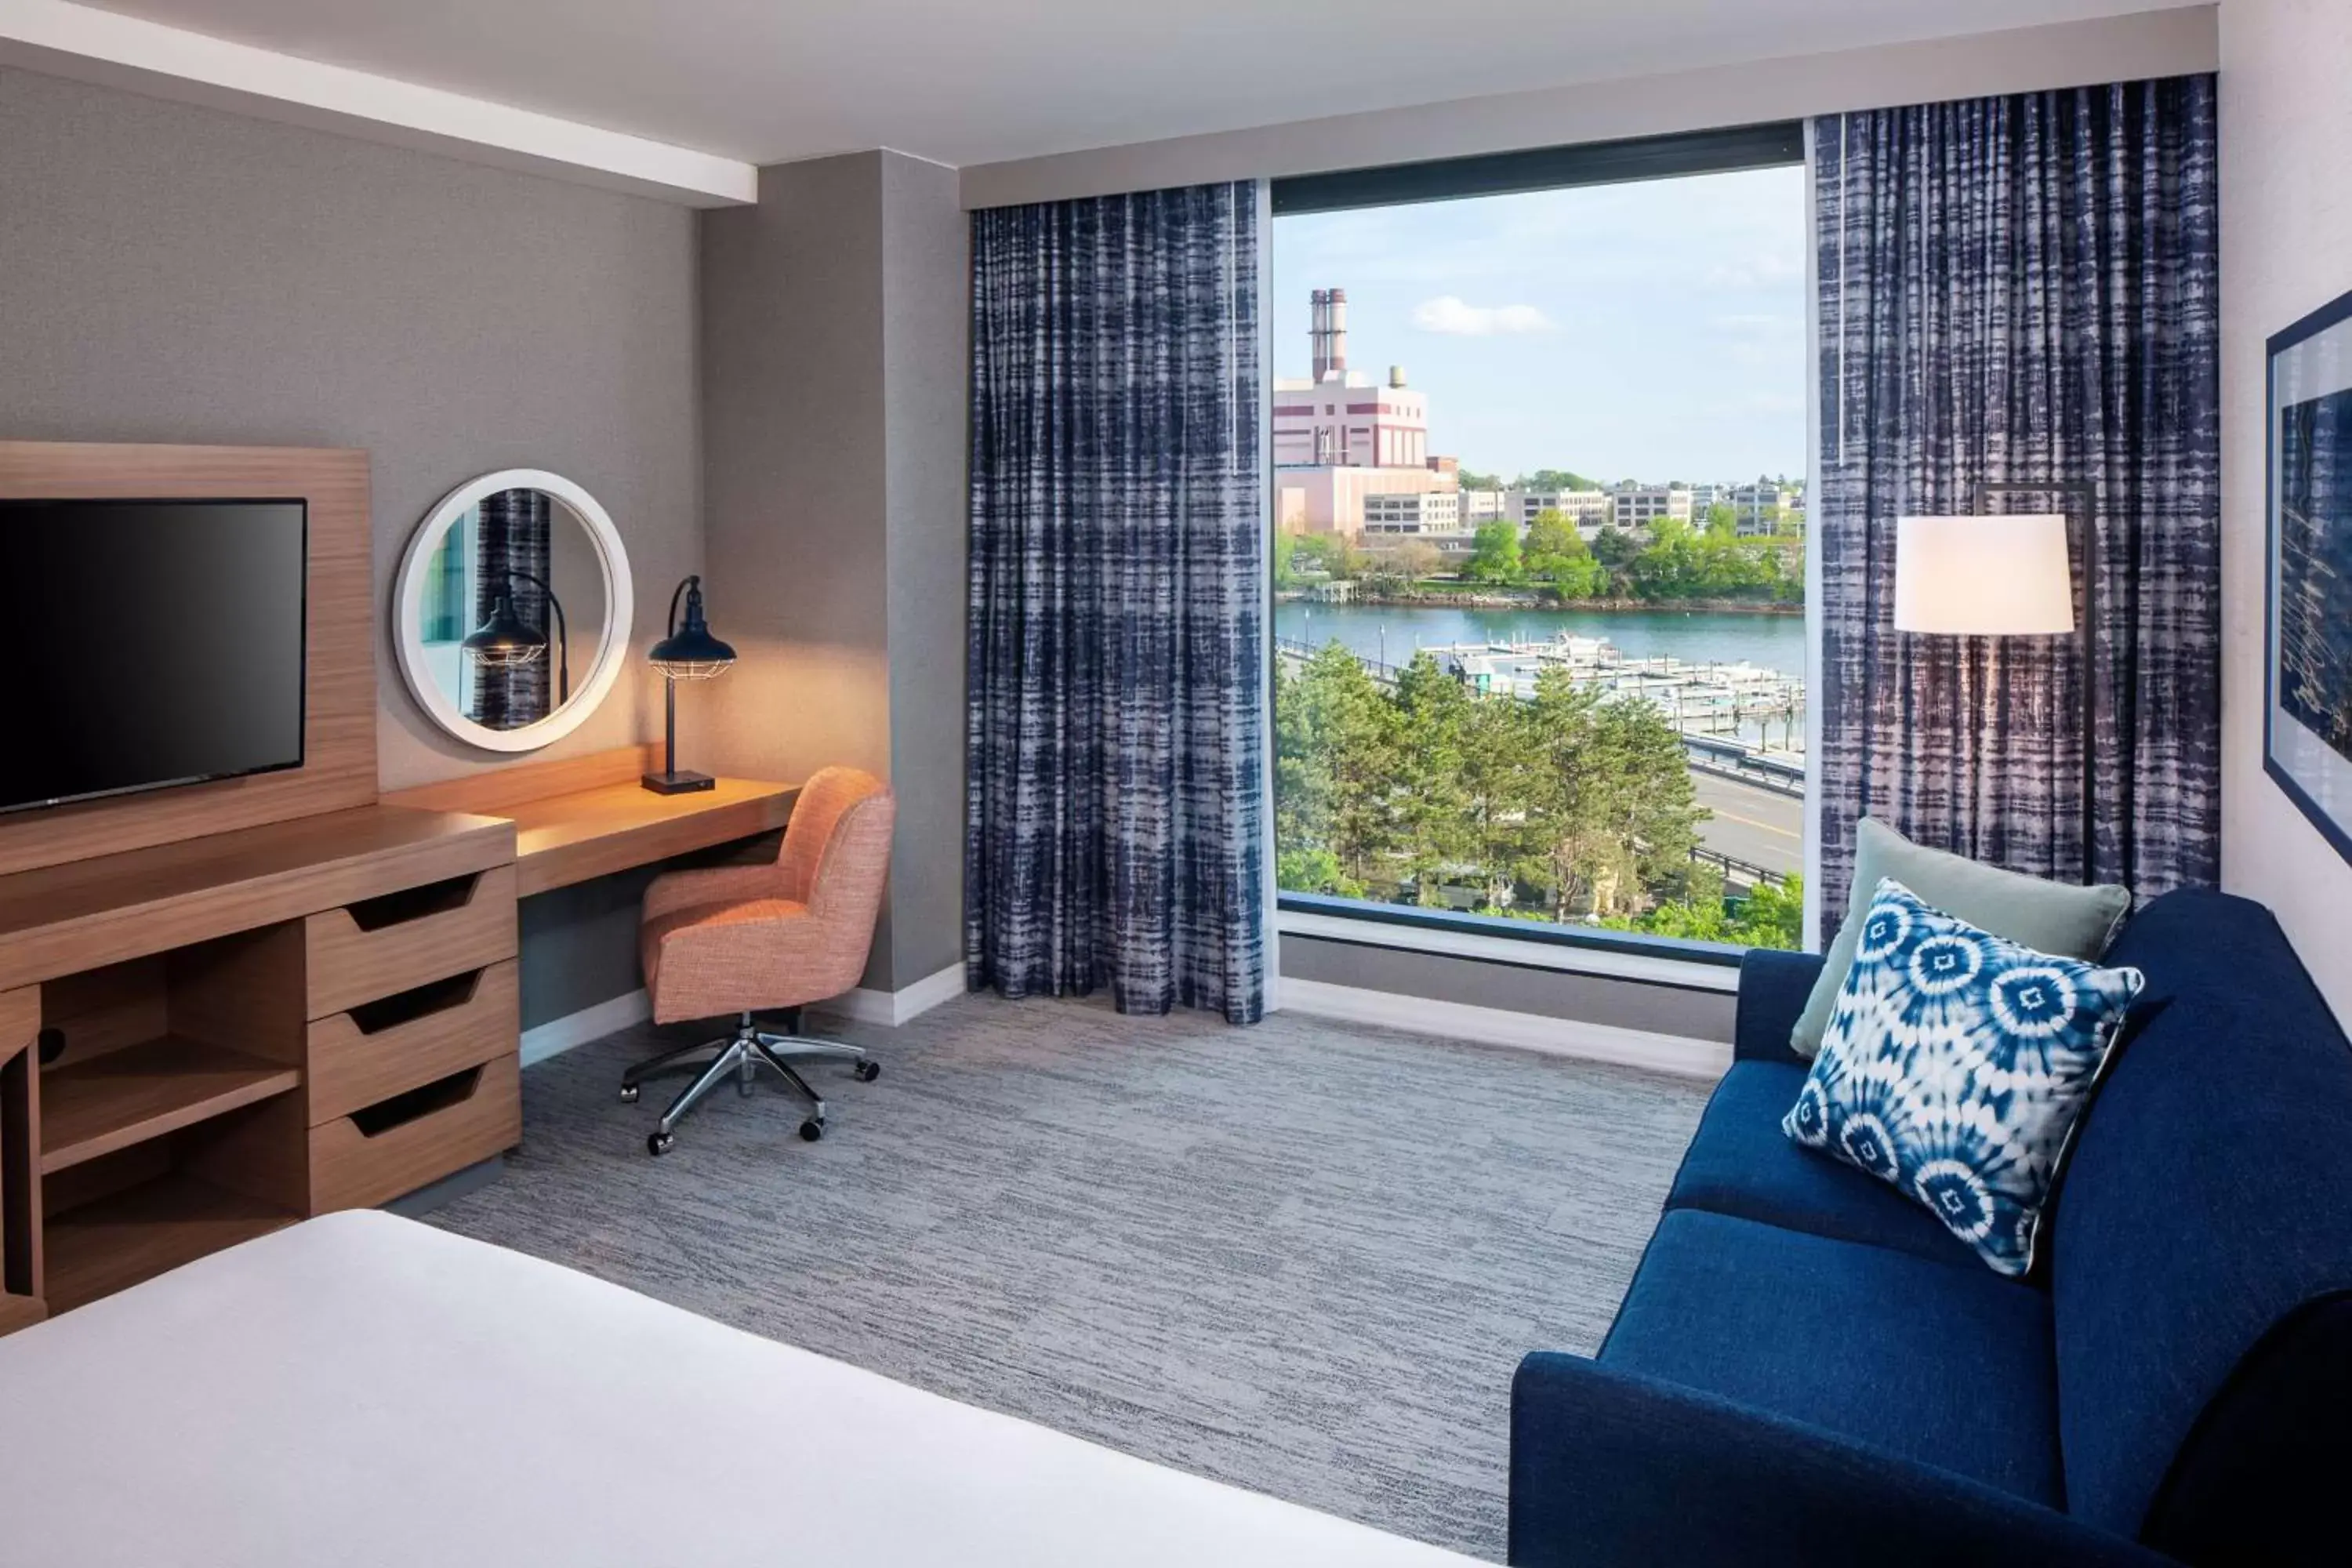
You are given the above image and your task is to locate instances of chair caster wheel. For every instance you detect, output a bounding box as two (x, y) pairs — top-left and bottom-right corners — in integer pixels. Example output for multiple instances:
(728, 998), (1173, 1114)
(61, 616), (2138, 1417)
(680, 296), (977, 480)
(854, 1060), (880, 1082)
(619, 1084), (640, 1104)
(647, 1131), (674, 1156)
(799, 1119), (826, 1142)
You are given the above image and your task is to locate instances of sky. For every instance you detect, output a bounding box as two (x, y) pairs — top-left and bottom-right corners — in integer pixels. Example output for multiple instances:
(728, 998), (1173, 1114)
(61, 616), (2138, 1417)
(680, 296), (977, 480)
(1271, 164), (1808, 486)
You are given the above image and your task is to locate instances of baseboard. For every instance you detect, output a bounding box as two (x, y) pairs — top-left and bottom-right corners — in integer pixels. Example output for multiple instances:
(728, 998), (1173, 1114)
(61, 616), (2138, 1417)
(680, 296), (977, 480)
(520, 988), (652, 1066)
(1278, 978), (1730, 1080)
(811, 961), (967, 1028)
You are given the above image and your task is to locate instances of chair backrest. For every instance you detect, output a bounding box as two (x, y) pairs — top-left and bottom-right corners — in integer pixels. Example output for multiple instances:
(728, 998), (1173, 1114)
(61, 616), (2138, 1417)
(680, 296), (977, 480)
(780, 766), (895, 938)
(2046, 887), (2352, 1563)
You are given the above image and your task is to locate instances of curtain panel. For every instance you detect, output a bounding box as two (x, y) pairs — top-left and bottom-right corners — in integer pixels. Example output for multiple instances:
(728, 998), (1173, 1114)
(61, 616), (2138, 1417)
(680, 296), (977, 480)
(1813, 76), (2221, 930)
(965, 180), (1267, 1025)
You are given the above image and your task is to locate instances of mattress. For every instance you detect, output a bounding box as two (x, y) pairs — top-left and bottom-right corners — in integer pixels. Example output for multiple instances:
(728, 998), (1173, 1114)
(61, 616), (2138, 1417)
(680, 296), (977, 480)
(0, 1211), (1480, 1566)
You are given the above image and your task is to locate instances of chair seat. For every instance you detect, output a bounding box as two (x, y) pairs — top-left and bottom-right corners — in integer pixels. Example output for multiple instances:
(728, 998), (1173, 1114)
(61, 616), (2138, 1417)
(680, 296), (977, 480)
(1666, 1062), (1982, 1272)
(1601, 1210), (2064, 1507)
(641, 897), (821, 1021)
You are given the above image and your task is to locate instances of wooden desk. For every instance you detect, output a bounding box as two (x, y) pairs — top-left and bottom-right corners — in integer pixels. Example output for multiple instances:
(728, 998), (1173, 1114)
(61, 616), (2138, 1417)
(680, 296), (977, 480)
(384, 746), (798, 897)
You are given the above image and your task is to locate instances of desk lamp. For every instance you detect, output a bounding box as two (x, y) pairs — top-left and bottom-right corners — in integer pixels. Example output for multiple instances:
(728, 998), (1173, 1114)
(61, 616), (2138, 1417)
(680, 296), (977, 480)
(644, 575), (736, 795)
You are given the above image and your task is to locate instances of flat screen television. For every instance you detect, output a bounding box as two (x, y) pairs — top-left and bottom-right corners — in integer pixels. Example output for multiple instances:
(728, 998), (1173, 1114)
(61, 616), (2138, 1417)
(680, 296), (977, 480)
(0, 498), (307, 815)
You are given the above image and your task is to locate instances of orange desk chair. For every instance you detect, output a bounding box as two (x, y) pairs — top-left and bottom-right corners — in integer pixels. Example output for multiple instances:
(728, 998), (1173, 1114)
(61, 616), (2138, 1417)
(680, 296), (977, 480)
(620, 766), (895, 1155)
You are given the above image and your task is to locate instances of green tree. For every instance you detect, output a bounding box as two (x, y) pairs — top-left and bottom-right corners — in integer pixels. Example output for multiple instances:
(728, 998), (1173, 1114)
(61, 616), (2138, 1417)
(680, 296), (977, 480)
(1274, 645), (1398, 891)
(1465, 519), (1524, 585)
(1517, 468), (1600, 492)
(1272, 530), (1302, 591)
(1606, 872), (1804, 950)
(1456, 469), (1501, 491)
(1523, 509), (1604, 598)
(1522, 670), (1705, 918)
(1388, 655), (1474, 902)
(1703, 503), (1739, 540)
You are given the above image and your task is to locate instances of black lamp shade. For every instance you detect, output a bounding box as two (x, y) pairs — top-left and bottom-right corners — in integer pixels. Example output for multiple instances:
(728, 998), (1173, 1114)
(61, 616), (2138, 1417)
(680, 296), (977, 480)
(461, 593), (547, 667)
(649, 576), (736, 680)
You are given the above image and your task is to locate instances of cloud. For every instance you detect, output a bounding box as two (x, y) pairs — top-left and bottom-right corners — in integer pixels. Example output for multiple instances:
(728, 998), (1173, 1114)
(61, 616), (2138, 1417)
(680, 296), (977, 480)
(1410, 295), (1557, 336)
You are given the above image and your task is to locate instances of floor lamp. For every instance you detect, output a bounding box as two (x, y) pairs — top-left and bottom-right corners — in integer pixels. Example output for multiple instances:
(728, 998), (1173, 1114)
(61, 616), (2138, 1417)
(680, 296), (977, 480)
(1893, 481), (2100, 884)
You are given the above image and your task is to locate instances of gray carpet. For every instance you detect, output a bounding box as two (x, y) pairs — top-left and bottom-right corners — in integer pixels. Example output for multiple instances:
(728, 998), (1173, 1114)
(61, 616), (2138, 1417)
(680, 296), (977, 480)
(427, 993), (1710, 1560)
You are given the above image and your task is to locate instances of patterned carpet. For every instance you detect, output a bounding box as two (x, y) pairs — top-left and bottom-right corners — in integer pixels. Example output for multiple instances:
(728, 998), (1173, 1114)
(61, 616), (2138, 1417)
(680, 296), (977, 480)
(427, 993), (1711, 1560)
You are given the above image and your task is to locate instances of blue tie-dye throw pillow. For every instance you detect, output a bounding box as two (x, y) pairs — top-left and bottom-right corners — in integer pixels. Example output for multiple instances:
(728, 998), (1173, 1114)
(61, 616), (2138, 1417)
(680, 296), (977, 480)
(1783, 877), (2144, 1277)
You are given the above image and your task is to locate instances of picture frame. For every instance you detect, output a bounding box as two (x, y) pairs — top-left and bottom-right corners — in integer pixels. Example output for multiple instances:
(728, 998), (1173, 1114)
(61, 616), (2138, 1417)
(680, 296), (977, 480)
(2266, 285), (2352, 866)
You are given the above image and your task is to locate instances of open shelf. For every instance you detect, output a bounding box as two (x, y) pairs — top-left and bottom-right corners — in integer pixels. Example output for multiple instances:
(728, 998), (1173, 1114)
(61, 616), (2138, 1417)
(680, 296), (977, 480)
(40, 1037), (299, 1175)
(44, 1171), (297, 1314)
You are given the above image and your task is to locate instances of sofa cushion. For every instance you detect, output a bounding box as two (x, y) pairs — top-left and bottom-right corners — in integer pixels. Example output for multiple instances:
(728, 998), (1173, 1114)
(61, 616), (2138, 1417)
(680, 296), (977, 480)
(1793, 818), (2132, 1056)
(1601, 1209), (2063, 1506)
(1667, 1062), (1982, 1272)
(2047, 888), (2352, 1552)
(1787, 880), (2144, 1278)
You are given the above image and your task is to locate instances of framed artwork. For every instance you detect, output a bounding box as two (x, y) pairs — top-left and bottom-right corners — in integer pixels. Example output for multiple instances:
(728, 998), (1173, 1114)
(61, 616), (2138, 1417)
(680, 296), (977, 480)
(2268, 285), (2352, 866)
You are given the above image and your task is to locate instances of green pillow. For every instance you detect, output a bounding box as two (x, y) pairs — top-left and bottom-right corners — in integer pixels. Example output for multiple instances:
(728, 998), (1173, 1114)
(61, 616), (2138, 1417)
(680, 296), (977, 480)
(1790, 818), (2132, 1058)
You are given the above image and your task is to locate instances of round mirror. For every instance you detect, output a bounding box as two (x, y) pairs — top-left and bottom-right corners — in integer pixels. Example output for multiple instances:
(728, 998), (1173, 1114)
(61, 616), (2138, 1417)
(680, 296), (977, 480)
(394, 470), (634, 753)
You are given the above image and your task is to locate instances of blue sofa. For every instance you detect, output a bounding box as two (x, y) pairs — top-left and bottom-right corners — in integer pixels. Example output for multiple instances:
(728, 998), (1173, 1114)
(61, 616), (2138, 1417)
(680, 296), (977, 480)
(1509, 888), (2352, 1566)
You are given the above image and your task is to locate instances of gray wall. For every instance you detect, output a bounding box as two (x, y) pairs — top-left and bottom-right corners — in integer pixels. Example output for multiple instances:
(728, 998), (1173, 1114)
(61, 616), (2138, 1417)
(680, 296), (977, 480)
(700, 150), (967, 993)
(878, 153), (971, 988)
(0, 65), (704, 1031)
(1279, 936), (1737, 1042)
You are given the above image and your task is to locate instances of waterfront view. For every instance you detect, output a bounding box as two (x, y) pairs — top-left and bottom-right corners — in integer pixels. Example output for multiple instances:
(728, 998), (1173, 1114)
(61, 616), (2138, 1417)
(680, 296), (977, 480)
(1271, 164), (1807, 949)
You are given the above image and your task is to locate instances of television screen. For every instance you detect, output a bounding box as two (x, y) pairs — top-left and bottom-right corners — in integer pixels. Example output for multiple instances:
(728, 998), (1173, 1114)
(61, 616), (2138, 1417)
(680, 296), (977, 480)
(0, 498), (307, 815)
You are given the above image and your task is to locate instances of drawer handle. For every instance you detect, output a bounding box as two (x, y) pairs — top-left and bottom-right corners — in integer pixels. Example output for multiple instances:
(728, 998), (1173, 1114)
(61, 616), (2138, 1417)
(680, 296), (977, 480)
(344, 970), (485, 1036)
(344, 873), (482, 933)
(348, 1065), (483, 1138)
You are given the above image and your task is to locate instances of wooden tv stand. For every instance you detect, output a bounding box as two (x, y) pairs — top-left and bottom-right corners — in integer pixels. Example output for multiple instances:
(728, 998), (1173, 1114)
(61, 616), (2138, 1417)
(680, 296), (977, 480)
(0, 804), (521, 1325)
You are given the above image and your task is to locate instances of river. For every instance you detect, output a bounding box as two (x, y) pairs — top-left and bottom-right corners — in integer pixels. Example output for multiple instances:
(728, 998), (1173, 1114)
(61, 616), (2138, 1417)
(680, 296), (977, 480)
(1274, 600), (1809, 681)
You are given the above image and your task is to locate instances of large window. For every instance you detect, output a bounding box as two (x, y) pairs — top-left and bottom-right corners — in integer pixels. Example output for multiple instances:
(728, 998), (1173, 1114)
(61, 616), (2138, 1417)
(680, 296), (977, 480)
(1270, 129), (1809, 953)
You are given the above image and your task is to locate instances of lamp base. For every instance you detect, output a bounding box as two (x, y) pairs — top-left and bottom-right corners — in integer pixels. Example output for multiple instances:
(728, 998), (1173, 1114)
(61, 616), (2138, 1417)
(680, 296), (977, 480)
(641, 769), (716, 796)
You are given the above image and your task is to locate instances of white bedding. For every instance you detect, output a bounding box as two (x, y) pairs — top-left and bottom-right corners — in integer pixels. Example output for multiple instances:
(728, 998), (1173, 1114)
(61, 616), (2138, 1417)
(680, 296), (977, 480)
(0, 1212), (1481, 1566)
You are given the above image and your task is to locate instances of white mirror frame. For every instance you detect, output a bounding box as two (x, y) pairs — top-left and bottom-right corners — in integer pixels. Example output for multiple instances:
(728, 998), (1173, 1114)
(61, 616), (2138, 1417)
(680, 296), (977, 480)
(394, 468), (635, 753)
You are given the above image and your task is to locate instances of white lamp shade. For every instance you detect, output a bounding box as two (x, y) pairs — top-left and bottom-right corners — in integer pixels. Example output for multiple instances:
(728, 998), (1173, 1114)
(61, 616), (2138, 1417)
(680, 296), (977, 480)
(1893, 514), (2075, 635)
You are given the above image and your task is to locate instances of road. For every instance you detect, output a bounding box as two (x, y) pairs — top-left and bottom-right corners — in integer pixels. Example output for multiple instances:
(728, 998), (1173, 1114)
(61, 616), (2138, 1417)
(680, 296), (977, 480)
(1691, 770), (1804, 883)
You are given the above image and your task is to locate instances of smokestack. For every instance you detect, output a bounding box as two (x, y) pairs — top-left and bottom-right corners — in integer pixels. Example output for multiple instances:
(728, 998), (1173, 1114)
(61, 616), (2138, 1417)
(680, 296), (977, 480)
(1310, 286), (1348, 380)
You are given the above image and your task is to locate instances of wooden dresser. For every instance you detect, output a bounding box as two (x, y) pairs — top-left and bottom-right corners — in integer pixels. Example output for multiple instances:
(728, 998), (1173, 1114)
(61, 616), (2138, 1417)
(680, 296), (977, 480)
(0, 804), (521, 1321)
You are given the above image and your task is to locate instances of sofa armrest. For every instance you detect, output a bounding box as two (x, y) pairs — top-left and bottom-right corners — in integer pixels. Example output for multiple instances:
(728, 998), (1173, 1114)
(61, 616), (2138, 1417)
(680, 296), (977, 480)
(1733, 948), (1824, 1065)
(1509, 1353), (2171, 1568)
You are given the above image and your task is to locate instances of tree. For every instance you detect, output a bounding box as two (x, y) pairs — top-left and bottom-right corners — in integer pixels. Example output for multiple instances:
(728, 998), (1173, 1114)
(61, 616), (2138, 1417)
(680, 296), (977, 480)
(1365, 538), (1442, 585)
(1589, 524), (1640, 572)
(1272, 530), (1302, 591)
(1388, 655), (1474, 903)
(1606, 872), (1803, 950)
(1521, 670), (1704, 919)
(1522, 509), (1603, 597)
(1456, 469), (1501, 492)
(1274, 644), (1398, 890)
(1517, 468), (1599, 492)
(1290, 533), (1363, 579)
(1465, 519), (1524, 585)
(1703, 503), (1739, 539)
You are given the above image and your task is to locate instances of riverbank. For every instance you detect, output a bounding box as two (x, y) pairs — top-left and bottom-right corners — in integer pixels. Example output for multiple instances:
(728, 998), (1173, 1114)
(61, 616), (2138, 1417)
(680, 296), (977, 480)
(1283, 587), (1803, 615)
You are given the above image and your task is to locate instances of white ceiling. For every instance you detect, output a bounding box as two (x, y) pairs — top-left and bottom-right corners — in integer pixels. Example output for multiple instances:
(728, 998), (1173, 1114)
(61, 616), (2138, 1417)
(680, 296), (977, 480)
(71, 0), (2203, 169)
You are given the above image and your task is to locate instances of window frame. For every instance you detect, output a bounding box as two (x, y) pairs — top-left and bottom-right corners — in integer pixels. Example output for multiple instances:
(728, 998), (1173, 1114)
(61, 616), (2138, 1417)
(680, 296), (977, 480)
(1267, 121), (1812, 971)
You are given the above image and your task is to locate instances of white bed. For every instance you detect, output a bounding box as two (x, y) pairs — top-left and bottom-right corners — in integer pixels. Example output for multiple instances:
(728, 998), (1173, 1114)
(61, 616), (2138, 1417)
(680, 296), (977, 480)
(0, 1212), (1482, 1566)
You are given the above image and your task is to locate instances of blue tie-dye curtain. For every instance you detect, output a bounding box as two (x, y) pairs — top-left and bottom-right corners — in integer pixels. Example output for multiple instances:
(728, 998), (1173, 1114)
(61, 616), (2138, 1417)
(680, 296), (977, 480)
(1813, 77), (2220, 930)
(965, 181), (1267, 1024)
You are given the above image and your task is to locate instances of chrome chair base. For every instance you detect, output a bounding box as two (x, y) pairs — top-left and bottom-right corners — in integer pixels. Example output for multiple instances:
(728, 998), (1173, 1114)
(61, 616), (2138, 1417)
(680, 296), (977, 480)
(622, 1011), (878, 1156)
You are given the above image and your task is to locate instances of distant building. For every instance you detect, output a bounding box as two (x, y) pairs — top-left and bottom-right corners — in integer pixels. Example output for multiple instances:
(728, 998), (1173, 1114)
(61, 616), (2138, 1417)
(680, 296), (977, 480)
(1272, 285), (1457, 533)
(1459, 489), (1508, 524)
(1363, 490), (1462, 533)
(1609, 484), (1694, 531)
(1509, 488), (1610, 534)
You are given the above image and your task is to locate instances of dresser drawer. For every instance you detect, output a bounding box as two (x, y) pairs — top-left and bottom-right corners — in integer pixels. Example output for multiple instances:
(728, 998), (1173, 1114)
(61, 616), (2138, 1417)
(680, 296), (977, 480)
(308, 1053), (520, 1213)
(305, 865), (517, 1018)
(304, 960), (517, 1127)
